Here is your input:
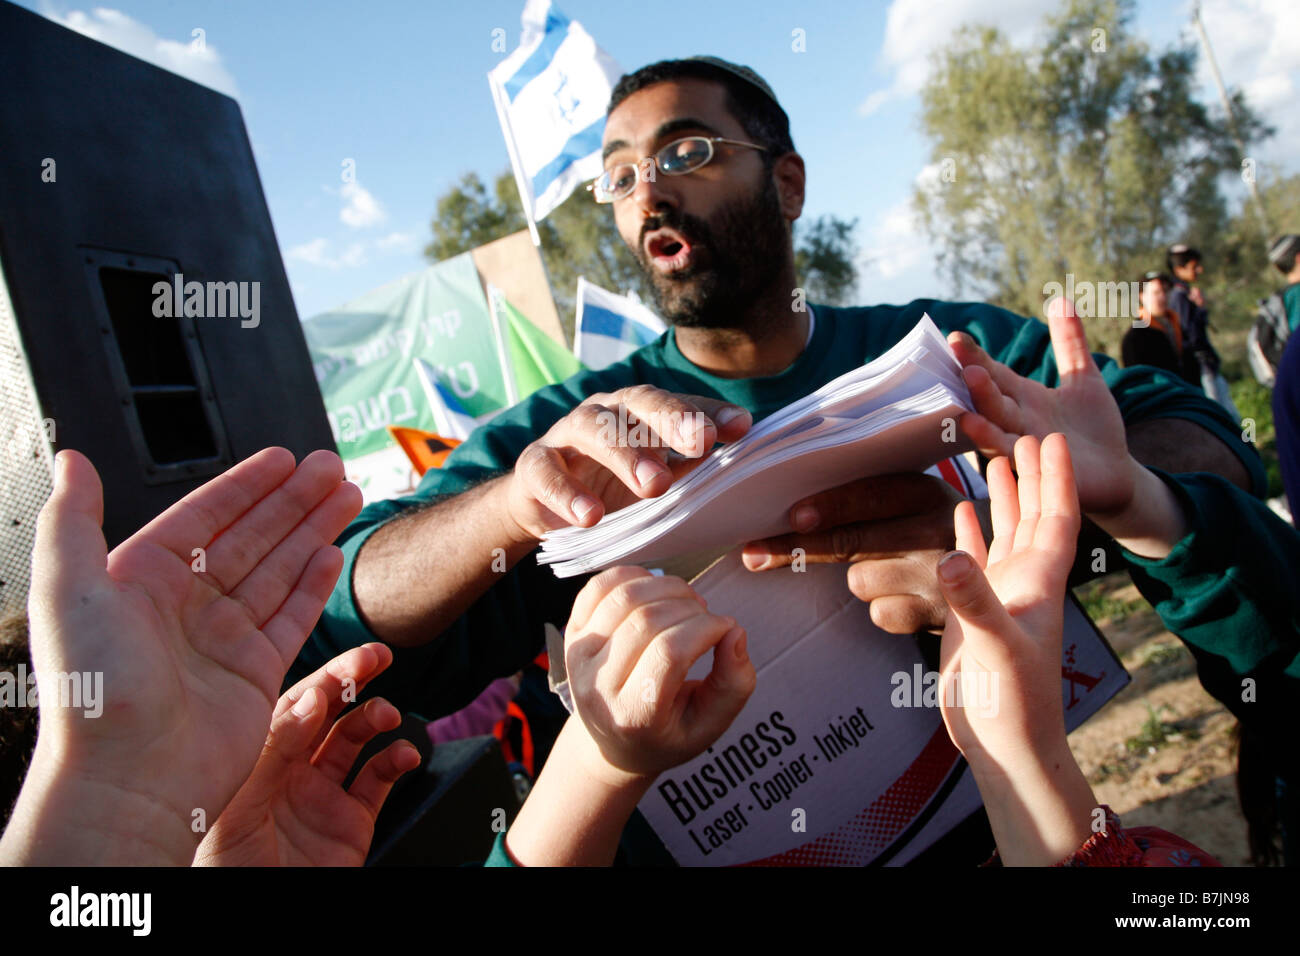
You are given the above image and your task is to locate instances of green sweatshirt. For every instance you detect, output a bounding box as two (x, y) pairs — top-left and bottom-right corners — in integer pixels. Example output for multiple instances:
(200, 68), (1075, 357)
(295, 298), (1295, 739)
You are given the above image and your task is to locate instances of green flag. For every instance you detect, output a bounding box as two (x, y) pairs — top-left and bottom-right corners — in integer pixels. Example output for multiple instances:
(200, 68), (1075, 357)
(302, 253), (509, 461)
(491, 288), (584, 398)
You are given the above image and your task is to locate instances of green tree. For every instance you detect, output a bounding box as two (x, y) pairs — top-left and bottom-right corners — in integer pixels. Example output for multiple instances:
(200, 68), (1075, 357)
(913, 0), (1271, 353)
(427, 170), (859, 339)
(795, 215), (859, 305)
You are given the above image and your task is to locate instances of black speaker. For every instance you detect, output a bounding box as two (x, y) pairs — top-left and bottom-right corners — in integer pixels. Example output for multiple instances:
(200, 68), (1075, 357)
(0, 2), (335, 617)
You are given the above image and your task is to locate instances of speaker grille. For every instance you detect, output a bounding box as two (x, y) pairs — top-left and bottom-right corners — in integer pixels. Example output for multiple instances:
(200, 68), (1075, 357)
(0, 267), (54, 621)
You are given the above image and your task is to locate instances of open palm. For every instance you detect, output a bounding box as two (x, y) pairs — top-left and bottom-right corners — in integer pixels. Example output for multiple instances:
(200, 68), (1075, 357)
(950, 298), (1135, 518)
(194, 644), (419, 866)
(936, 434), (1081, 769)
(27, 448), (362, 843)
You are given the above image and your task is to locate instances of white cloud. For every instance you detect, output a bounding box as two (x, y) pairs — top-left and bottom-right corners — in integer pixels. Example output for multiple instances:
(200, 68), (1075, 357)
(376, 230), (418, 251)
(39, 4), (239, 98)
(286, 238), (368, 270)
(862, 196), (931, 282)
(286, 227), (420, 270)
(339, 182), (387, 228)
(858, 0), (1058, 116)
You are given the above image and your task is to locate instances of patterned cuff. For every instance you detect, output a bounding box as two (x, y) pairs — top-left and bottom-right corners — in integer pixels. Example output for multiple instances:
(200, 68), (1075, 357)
(1054, 805), (1144, 867)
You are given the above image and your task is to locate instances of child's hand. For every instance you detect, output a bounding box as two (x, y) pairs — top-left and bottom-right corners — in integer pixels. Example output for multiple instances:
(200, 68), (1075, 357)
(563, 566), (756, 782)
(195, 644), (419, 867)
(2, 447), (360, 865)
(934, 433), (1079, 773)
(934, 432), (1102, 865)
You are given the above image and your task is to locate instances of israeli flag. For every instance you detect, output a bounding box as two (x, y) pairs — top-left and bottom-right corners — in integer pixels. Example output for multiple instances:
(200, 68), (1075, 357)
(574, 277), (667, 370)
(413, 358), (479, 440)
(488, 0), (621, 222)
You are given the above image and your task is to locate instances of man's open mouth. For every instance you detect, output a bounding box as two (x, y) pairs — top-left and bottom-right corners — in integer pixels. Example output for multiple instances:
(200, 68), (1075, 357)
(646, 229), (695, 273)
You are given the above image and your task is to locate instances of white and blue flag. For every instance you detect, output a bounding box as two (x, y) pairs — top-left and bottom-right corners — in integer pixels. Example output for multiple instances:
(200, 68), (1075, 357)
(413, 358), (479, 440)
(488, 0), (621, 223)
(573, 277), (667, 370)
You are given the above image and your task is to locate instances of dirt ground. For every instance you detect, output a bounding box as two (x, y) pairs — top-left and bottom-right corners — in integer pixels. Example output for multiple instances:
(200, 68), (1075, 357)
(1067, 575), (1261, 866)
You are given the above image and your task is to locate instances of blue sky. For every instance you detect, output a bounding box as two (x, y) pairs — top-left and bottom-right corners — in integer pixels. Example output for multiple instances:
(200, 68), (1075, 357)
(22, 0), (1300, 322)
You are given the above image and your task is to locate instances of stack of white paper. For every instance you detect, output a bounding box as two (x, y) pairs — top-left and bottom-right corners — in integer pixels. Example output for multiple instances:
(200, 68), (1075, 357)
(539, 315), (975, 577)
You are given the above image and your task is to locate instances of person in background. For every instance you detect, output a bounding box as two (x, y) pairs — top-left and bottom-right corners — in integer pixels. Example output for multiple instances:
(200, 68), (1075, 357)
(1269, 234), (1300, 333)
(1166, 243), (1239, 418)
(1245, 232), (1298, 861)
(1122, 272), (1198, 384)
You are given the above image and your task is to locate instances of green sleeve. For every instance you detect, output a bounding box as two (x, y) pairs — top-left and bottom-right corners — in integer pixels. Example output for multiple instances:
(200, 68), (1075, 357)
(1283, 284), (1300, 334)
(483, 831), (518, 867)
(1120, 469), (1300, 681)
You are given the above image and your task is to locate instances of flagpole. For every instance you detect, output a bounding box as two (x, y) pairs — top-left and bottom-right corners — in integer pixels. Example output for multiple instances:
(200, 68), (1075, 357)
(572, 275), (588, 360)
(1192, 2), (1272, 237)
(485, 283), (521, 407)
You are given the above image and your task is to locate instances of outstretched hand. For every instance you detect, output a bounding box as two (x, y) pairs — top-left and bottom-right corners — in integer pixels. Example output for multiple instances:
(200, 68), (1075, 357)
(950, 297), (1136, 520)
(4, 447), (361, 864)
(195, 643), (420, 867)
(934, 433), (1101, 865)
(500, 567), (755, 866)
(934, 434), (1080, 769)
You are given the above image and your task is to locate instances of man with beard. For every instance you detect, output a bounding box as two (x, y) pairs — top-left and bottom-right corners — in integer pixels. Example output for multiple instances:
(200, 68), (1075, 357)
(296, 58), (1292, 863)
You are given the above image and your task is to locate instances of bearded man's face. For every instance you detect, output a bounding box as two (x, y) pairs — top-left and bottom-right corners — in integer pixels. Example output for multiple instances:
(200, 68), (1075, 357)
(601, 79), (792, 330)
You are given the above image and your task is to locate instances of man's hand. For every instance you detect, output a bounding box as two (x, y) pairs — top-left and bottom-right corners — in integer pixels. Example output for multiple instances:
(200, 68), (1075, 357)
(2, 447), (360, 865)
(502, 386), (751, 544)
(354, 386), (748, 648)
(740, 473), (983, 634)
(563, 566), (756, 781)
(195, 643), (420, 867)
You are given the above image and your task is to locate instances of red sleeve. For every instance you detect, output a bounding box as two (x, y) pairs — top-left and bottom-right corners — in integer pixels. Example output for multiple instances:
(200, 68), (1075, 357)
(1055, 806), (1221, 867)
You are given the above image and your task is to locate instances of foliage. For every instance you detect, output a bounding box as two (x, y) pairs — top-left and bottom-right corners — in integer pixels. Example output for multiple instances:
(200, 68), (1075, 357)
(1074, 572), (1146, 623)
(913, 0), (1273, 356)
(1231, 374), (1283, 498)
(794, 215), (859, 306)
(1125, 700), (1178, 753)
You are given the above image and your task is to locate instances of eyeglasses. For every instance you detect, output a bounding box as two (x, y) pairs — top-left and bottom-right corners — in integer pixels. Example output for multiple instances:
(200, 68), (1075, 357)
(588, 135), (768, 203)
